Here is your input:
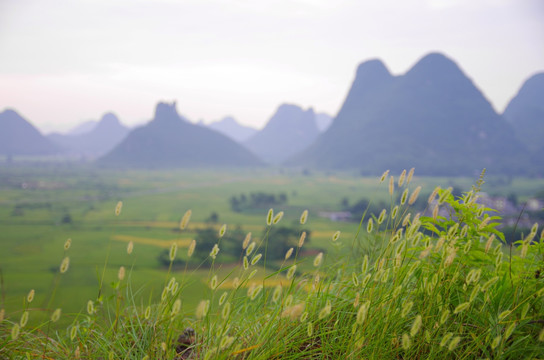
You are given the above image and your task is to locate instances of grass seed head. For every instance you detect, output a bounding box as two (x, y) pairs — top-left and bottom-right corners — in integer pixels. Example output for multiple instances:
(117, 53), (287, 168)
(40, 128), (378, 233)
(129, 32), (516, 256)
(408, 186), (421, 205)
(219, 224), (227, 237)
(406, 168), (415, 184)
(196, 300), (210, 319)
(428, 186), (440, 204)
(179, 209), (192, 230)
(448, 336), (461, 351)
(410, 315), (422, 337)
(64, 238), (71, 250)
(266, 208), (274, 225)
(127, 241), (134, 255)
(20, 311), (29, 327)
(380, 170), (390, 183)
(171, 299), (181, 316)
(144, 305), (151, 319)
(27, 289), (35, 303)
(389, 176), (395, 195)
(367, 218), (374, 233)
(298, 232), (307, 247)
(11, 323), (20, 340)
(273, 211), (284, 224)
(210, 244), (220, 259)
(51, 308), (61, 322)
(70, 325), (78, 341)
(356, 302), (369, 324)
(210, 275), (218, 290)
(285, 247), (294, 260)
(242, 232), (252, 249)
(60, 256), (70, 274)
(440, 309), (450, 325)
(307, 322), (313, 337)
(401, 188), (409, 205)
(251, 253), (262, 266)
(243, 256), (249, 270)
(221, 301), (231, 320)
(87, 300), (94, 315)
(287, 265), (297, 280)
(313, 252), (323, 267)
(332, 230), (341, 242)
(361, 255), (369, 274)
(272, 285), (282, 303)
(246, 241), (256, 256)
(391, 205), (399, 219)
(538, 327), (544, 342)
(378, 209), (387, 224)
(118, 266), (125, 281)
(402, 333), (411, 350)
(300, 209), (308, 224)
(440, 332), (453, 347)
(187, 239), (196, 257)
(169, 243), (178, 262)
(454, 302), (470, 314)
(398, 169), (406, 187)
(115, 201), (123, 216)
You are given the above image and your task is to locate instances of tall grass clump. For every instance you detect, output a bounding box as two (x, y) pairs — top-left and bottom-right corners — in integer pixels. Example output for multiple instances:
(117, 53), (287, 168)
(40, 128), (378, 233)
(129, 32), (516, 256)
(0, 169), (543, 359)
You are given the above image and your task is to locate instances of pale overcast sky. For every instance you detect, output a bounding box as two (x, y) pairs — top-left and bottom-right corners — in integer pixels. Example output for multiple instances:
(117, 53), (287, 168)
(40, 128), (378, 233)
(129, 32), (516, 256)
(0, 0), (543, 133)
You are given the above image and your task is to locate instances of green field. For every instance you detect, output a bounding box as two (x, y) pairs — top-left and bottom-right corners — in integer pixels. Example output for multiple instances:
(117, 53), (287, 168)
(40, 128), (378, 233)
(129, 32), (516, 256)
(0, 167), (542, 317)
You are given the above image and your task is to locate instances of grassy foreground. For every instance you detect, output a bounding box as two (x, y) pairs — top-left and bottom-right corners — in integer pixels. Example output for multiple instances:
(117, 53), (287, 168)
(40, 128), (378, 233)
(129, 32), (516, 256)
(1, 170), (543, 359)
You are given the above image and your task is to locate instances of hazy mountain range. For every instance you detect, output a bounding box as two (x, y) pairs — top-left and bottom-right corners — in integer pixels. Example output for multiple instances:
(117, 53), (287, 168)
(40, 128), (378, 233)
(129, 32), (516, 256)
(98, 102), (262, 168)
(1, 52), (542, 175)
(47, 113), (129, 158)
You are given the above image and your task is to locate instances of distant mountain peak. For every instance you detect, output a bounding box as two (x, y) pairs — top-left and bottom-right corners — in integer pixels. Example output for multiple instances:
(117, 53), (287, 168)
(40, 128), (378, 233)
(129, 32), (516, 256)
(406, 52), (465, 80)
(154, 101), (183, 124)
(207, 116), (257, 143)
(355, 59), (391, 81)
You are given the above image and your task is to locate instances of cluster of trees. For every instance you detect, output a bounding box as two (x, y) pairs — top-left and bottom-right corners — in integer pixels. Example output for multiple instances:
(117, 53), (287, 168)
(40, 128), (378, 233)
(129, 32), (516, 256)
(229, 192), (288, 212)
(158, 225), (309, 267)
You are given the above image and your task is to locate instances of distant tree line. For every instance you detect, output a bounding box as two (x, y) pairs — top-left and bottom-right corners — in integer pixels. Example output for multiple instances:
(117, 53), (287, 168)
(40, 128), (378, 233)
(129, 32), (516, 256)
(229, 192), (288, 212)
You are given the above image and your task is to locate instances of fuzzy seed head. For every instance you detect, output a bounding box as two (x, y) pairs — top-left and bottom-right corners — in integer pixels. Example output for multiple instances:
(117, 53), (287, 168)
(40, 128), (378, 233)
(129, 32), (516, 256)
(432, 204), (439, 220)
(319, 301), (332, 319)
(118, 266), (125, 281)
(242, 232), (252, 249)
(232, 277), (240, 288)
(402, 213), (411, 227)
(248, 269), (257, 279)
(400, 188), (409, 205)
(11, 323), (20, 340)
(410, 315), (422, 337)
(332, 230), (341, 242)
(448, 336), (461, 351)
(538, 327), (544, 342)
(408, 186), (421, 205)
(391, 205), (399, 220)
(367, 218), (374, 233)
(187, 239), (196, 258)
(51, 308), (61, 322)
(402, 301), (414, 318)
(352, 272), (359, 287)
(460, 225), (468, 238)
(440, 332), (453, 347)
(87, 300), (94, 315)
(266, 208), (274, 225)
(402, 333), (411, 350)
(210, 244), (220, 259)
(361, 255), (369, 274)
(491, 335), (501, 349)
(504, 322), (516, 340)
(313, 252), (323, 267)
(179, 210), (192, 230)
(389, 176), (395, 195)
(398, 170), (407, 187)
(438, 187), (452, 204)
(196, 300), (210, 319)
(27, 289), (35, 303)
(440, 309), (450, 325)
(300, 209), (308, 225)
(246, 241), (256, 256)
(287, 265), (297, 280)
(251, 253), (262, 266)
(361, 273), (371, 287)
(144, 305), (151, 319)
(20, 311), (29, 327)
(60, 256), (70, 274)
(250, 284), (263, 300)
(307, 322), (313, 337)
(482, 276), (499, 292)
(380, 170), (390, 183)
(454, 302), (470, 314)
(356, 302), (369, 324)
(273, 211), (284, 224)
(171, 299), (181, 316)
(64, 238), (71, 250)
(378, 209), (387, 224)
(300, 311), (308, 322)
(127, 241), (134, 255)
(219, 224), (227, 237)
(406, 168), (415, 184)
(428, 186), (440, 204)
(285, 247), (294, 260)
(219, 292), (228, 306)
(115, 201), (123, 216)
(169, 243), (178, 262)
(210, 275), (218, 290)
(298, 232), (306, 247)
(243, 256), (249, 270)
(495, 251), (503, 268)
(272, 285), (282, 303)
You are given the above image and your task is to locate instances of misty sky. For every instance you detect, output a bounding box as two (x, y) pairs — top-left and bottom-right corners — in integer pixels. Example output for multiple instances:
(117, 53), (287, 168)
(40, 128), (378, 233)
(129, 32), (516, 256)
(0, 0), (543, 133)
